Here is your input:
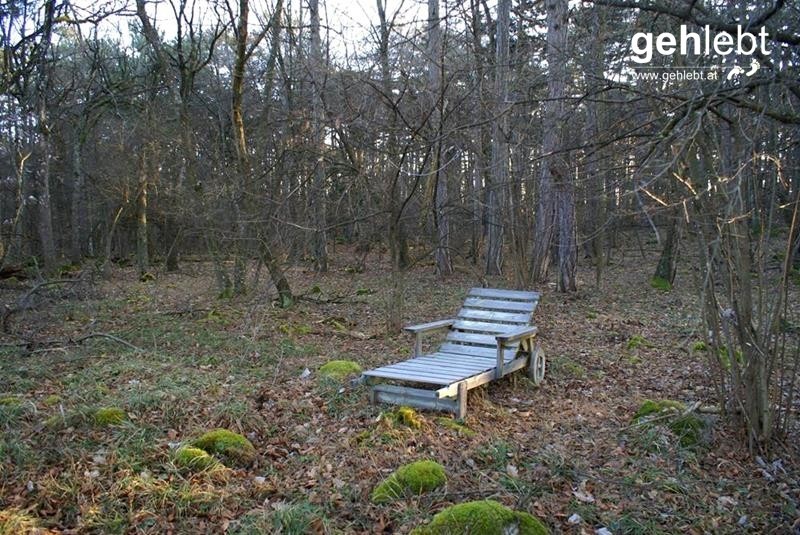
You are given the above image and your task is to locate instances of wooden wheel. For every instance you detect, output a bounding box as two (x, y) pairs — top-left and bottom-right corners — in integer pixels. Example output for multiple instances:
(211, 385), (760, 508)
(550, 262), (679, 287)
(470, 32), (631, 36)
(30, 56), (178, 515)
(528, 343), (545, 385)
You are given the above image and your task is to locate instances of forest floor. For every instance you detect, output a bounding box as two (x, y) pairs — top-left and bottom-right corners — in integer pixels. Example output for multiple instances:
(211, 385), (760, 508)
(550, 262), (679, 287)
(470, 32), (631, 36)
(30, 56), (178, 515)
(0, 243), (798, 534)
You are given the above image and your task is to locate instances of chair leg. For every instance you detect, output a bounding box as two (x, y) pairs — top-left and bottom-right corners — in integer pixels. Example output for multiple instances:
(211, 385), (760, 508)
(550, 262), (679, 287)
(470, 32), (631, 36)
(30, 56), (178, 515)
(456, 382), (468, 419)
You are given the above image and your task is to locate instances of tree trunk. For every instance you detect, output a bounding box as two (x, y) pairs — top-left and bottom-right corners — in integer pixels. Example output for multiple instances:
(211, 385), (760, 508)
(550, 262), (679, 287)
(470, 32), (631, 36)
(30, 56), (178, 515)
(485, 0), (509, 276)
(308, 0), (328, 271)
(136, 148), (149, 279)
(230, 0), (293, 303)
(654, 215), (681, 286)
(531, 0), (569, 285)
(70, 123), (89, 265)
(428, 0), (452, 276)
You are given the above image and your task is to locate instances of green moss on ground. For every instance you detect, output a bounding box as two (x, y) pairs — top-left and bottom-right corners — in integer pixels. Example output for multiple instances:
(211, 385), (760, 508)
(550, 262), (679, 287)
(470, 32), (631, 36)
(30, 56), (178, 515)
(627, 335), (651, 350)
(93, 407), (126, 426)
(173, 446), (220, 471)
(633, 399), (685, 420)
(435, 417), (475, 436)
(669, 414), (705, 447)
(650, 276), (672, 291)
(318, 360), (362, 379)
(192, 429), (256, 466)
(0, 508), (49, 535)
(395, 406), (423, 429)
(0, 397), (21, 406)
(411, 499), (549, 535)
(371, 460), (447, 503)
(633, 399), (706, 447)
(42, 395), (61, 406)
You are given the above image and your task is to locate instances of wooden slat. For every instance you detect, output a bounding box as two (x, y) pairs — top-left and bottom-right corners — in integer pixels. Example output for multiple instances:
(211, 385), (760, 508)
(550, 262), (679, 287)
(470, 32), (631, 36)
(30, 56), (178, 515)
(452, 320), (517, 334)
(397, 357), (489, 374)
(404, 319), (454, 333)
(438, 346), (516, 362)
(426, 352), (501, 367)
(468, 288), (540, 301)
(435, 357), (529, 397)
(457, 308), (530, 324)
(412, 354), (493, 370)
(378, 357), (469, 378)
(362, 368), (452, 385)
(445, 331), (499, 346)
(391, 362), (483, 378)
(464, 298), (536, 312)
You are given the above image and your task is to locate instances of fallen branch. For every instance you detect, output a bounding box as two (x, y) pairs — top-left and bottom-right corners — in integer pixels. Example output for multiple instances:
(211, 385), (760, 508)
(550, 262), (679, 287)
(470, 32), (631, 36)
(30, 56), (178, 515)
(73, 332), (144, 353)
(2, 276), (88, 333)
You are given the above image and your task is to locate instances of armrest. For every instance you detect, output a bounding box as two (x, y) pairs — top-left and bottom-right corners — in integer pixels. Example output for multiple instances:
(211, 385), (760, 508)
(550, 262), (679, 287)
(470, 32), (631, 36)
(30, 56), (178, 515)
(404, 319), (455, 334)
(496, 326), (538, 345)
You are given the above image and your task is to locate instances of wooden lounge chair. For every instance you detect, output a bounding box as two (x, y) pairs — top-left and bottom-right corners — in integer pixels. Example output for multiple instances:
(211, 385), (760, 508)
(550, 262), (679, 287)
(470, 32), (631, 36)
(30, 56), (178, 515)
(363, 288), (544, 418)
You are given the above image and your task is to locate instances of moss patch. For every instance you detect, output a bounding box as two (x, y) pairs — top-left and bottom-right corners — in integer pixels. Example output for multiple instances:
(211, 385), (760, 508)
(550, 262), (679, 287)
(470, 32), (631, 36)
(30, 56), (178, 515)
(435, 417), (475, 437)
(0, 397), (21, 406)
(0, 508), (51, 534)
(633, 399), (685, 420)
(371, 460), (447, 503)
(650, 276), (672, 291)
(411, 499), (549, 535)
(395, 406), (423, 429)
(93, 407), (126, 426)
(192, 429), (256, 466)
(633, 400), (706, 447)
(173, 446), (220, 471)
(318, 360), (362, 380)
(626, 334), (651, 350)
(42, 395), (61, 406)
(691, 341), (707, 352)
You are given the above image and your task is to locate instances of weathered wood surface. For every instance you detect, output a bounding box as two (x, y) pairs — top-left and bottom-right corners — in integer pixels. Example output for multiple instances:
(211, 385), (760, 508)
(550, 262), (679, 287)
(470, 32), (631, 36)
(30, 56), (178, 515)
(364, 287), (542, 416)
(467, 288), (540, 301)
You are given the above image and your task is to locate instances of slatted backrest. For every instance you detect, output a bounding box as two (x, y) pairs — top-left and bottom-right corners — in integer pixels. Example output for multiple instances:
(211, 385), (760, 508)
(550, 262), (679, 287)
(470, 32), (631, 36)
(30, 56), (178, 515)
(441, 288), (539, 358)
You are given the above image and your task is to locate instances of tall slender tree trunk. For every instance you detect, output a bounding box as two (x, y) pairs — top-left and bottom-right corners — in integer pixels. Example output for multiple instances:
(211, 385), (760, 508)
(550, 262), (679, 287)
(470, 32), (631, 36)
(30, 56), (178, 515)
(583, 5), (607, 286)
(485, 0), (509, 276)
(34, 0), (57, 272)
(531, 0), (574, 292)
(136, 148), (149, 278)
(428, 0), (452, 275)
(308, 0), (328, 271)
(70, 126), (89, 264)
(230, 0), (293, 303)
